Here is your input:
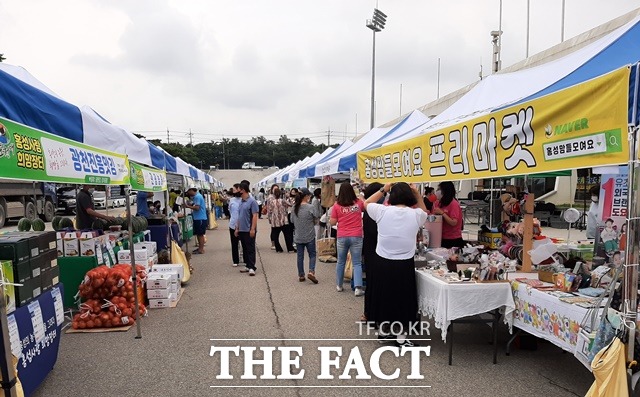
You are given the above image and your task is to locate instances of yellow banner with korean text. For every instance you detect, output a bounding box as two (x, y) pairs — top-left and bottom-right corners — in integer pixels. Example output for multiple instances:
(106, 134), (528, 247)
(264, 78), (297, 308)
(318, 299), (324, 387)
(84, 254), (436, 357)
(357, 66), (630, 183)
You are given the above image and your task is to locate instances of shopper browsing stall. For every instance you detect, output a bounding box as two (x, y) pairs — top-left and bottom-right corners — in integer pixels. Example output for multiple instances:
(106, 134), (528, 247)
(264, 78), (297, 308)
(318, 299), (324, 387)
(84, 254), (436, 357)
(76, 185), (115, 229)
(184, 185), (208, 255)
(364, 182), (428, 347)
(330, 182), (365, 296)
(266, 187), (294, 252)
(361, 182), (384, 323)
(228, 184), (242, 267)
(432, 181), (464, 248)
(290, 188), (322, 283)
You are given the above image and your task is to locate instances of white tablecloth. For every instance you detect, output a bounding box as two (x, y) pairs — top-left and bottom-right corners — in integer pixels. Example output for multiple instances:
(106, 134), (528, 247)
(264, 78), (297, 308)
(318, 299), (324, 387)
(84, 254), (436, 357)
(510, 279), (591, 353)
(416, 270), (516, 341)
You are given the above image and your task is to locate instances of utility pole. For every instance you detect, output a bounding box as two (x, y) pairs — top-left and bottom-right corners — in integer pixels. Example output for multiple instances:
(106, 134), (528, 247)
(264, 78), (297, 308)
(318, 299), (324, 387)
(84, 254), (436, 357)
(188, 129), (194, 146)
(166, 128), (170, 144)
(327, 128), (331, 147)
(222, 136), (226, 170)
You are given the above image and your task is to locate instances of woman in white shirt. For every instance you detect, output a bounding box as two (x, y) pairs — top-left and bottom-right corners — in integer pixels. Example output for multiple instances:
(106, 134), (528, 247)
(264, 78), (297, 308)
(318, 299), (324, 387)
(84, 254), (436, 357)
(364, 182), (428, 347)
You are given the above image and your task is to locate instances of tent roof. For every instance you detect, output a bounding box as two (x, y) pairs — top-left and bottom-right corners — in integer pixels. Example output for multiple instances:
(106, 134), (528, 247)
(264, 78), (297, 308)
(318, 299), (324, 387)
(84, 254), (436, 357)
(390, 13), (640, 144)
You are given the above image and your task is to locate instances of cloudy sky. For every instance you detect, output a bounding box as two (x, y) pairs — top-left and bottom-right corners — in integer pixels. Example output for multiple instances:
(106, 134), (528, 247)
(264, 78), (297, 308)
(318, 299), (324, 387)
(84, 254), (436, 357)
(0, 1), (638, 145)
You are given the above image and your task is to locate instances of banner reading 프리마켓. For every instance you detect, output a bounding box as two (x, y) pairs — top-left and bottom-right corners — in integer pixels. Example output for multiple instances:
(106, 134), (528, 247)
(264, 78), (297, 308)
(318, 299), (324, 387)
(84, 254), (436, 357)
(358, 66), (630, 183)
(130, 161), (167, 192)
(0, 117), (129, 185)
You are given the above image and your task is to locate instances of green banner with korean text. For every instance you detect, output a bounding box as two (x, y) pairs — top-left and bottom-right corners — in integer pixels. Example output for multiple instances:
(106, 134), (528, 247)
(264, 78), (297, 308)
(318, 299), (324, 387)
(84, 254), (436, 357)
(0, 117), (129, 185)
(130, 161), (167, 192)
(358, 66), (630, 183)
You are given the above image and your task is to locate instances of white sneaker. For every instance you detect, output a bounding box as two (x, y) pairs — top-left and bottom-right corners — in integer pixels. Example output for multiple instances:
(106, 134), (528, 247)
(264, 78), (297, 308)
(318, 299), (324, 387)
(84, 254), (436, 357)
(239, 267), (249, 273)
(270, 246), (276, 250)
(249, 269), (256, 276)
(336, 285), (343, 292)
(232, 263), (239, 267)
(354, 287), (365, 297)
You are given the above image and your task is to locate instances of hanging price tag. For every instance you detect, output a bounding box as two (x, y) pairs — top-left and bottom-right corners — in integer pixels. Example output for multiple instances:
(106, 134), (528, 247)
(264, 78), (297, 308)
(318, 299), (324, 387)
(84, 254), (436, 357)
(27, 301), (46, 344)
(51, 287), (65, 327)
(7, 314), (22, 357)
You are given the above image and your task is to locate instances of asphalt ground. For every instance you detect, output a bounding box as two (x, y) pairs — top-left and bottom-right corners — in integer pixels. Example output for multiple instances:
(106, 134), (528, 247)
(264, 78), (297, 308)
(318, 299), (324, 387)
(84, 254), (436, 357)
(31, 217), (593, 397)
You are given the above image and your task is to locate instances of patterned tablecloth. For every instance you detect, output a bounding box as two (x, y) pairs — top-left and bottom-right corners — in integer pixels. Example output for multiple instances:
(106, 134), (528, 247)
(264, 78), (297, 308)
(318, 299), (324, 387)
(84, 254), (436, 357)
(510, 279), (590, 353)
(416, 269), (516, 341)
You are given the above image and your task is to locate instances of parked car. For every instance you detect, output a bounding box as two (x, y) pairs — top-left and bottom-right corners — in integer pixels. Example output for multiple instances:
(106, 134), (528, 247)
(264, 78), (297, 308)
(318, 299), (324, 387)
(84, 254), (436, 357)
(93, 191), (107, 209)
(56, 187), (77, 214)
(129, 190), (138, 204)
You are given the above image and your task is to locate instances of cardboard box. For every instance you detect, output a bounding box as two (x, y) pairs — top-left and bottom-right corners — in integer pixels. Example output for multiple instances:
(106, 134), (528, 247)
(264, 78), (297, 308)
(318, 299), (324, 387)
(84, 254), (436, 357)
(147, 288), (171, 299)
(41, 266), (60, 292)
(117, 249), (149, 263)
(151, 264), (184, 282)
(478, 231), (503, 249)
(148, 293), (176, 309)
(103, 232), (122, 244)
(15, 276), (41, 307)
(80, 237), (100, 257)
(538, 270), (555, 283)
(1, 260), (16, 314)
(56, 239), (64, 257)
(63, 238), (80, 257)
(169, 282), (179, 295)
(134, 242), (157, 256)
(12, 260), (31, 284)
(0, 236), (32, 263)
(146, 273), (171, 289)
(30, 250), (57, 279)
(24, 231), (57, 255)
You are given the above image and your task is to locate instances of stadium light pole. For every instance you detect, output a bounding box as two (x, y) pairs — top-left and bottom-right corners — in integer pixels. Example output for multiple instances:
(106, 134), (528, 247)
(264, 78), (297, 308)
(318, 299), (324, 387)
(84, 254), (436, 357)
(366, 8), (387, 130)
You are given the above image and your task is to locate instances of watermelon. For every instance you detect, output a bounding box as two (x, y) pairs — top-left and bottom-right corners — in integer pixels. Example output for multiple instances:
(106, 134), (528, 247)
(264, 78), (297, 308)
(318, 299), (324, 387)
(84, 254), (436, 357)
(91, 219), (107, 231)
(121, 218), (130, 232)
(32, 218), (45, 232)
(58, 217), (74, 230)
(51, 216), (63, 231)
(17, 218), (31, 232)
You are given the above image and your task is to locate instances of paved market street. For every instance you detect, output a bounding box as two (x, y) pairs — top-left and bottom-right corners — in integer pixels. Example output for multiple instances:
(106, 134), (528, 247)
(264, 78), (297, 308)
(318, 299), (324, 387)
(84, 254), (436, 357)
(33, 218), (592, 397)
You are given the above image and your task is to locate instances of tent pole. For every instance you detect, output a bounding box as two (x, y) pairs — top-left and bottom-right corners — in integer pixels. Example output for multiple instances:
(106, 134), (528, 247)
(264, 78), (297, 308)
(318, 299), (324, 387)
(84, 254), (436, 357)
(125, 190), (143, 339)
(625, 124), (639, 364)
(165, 188), (171, 257)
(625, 64), (640, 366)
(0, 282), (18, 397)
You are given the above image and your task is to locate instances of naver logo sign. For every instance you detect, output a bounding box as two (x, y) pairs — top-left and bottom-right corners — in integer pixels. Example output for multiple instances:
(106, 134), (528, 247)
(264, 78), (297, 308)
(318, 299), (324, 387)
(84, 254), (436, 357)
(545, 118), (589, 138)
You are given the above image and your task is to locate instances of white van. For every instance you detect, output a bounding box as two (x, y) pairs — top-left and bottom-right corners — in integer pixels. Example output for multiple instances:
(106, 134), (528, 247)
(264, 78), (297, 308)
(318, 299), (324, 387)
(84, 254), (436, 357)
(242, 162), (255, 169)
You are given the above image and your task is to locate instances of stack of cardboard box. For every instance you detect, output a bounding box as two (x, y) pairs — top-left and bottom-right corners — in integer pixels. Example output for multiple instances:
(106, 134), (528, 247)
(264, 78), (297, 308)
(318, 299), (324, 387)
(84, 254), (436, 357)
(146, 264), (182, 308)
(0, 231), (58, 312)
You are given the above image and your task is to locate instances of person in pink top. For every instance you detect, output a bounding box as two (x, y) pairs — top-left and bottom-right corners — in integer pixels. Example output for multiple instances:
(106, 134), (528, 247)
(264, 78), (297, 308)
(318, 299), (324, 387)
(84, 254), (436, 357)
(432, 181), (464, 248)
(330, 182), (365, 296)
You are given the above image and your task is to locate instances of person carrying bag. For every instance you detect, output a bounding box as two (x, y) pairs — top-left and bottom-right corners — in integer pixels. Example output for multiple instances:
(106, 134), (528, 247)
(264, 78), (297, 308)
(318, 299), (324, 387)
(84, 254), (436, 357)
(317, 224), (337, 263)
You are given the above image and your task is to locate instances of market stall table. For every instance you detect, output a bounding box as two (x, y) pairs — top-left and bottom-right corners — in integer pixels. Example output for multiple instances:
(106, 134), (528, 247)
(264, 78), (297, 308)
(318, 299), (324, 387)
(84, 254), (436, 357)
(508, 275), (592, 355)
(416, 269), (515, 364)
(3, 285), (65, 397)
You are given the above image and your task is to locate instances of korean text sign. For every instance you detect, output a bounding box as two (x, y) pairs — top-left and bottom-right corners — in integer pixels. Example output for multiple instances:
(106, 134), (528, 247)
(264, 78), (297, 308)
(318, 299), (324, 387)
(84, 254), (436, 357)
(0, 117), (130, 185)
(130, 161), (167, 192)
(357, 66), (630, 183)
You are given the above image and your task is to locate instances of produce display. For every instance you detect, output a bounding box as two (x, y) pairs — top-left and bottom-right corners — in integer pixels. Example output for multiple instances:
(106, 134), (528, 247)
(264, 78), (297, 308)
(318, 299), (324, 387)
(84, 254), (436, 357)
(17, 218), (31, 231)
(51, 216), (64, 231)
(32, 218), (46, 231)
(72, 264), (147, 330)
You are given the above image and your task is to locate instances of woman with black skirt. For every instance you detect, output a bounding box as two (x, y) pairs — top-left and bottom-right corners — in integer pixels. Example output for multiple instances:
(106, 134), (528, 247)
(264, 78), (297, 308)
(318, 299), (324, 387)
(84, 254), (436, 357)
(364, 182), (428, 347)
(361, 182), (383, 323)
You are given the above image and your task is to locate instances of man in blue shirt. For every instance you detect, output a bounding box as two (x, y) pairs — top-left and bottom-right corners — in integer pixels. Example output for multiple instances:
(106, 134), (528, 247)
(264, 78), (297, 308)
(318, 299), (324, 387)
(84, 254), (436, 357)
(184, 186), (208, 254)
(136, 191), (154, 217)
(235, 182), (259, 276)
(228, 184), (243, 267)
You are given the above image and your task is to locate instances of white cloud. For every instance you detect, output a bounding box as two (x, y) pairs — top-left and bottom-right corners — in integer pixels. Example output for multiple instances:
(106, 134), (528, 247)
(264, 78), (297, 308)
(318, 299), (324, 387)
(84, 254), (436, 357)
(0, 0), (638, 144)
